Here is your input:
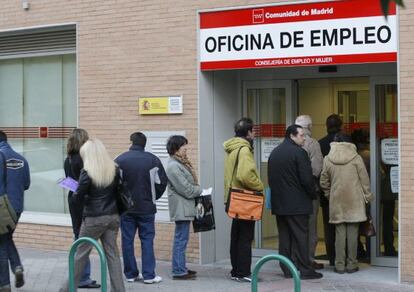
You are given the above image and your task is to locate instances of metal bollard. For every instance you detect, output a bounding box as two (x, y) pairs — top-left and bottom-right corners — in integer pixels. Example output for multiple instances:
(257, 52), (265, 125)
(251, 254), (301, 292)
(68, 237), (108, 292)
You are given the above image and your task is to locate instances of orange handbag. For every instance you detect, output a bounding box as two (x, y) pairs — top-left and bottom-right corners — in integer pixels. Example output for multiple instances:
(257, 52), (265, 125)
(226, 147), (264, 221)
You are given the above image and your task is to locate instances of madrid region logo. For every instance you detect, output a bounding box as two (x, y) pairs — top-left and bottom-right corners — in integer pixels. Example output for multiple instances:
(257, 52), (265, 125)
(252, 9), (264, 24)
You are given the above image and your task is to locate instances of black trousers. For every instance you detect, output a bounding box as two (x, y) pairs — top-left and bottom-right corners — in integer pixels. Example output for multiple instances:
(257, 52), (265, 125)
(382, 200), (396, 255)
(321, 202), (336, 265)
(230, 219), (255, 278)
(68, 194), (84, 236)
(276, 215), (314, 276)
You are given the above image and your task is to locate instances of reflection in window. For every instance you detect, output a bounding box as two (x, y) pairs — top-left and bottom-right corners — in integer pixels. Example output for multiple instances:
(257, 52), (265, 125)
(0, 55), (76, 214)
(376, 84), (398, 257)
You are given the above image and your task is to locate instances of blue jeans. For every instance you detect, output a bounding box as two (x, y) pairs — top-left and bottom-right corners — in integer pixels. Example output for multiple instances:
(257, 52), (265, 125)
(172, 221), (190, 276)
(121, 214), (156, 280)
(0, 214), (22, 287)
(0, 234), (10, 287)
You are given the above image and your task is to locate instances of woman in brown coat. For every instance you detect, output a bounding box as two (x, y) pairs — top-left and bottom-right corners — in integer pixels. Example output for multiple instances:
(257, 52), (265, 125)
(320, 133), (373, 274)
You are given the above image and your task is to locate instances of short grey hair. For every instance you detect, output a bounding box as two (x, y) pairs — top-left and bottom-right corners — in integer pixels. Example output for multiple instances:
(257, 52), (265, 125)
(295, 115), (312, 130)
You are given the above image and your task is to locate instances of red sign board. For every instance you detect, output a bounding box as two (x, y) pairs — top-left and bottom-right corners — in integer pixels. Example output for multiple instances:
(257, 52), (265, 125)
(39, 127), (48, 138)
(199, 0), (397, 71)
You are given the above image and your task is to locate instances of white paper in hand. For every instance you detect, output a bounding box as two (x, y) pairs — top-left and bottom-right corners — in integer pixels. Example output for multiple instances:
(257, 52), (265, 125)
(201, 187), (213, 196)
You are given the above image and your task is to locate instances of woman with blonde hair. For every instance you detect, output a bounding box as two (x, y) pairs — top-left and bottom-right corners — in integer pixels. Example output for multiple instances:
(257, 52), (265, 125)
(64, 128), (100, 289)
(60, 139), (125, 292)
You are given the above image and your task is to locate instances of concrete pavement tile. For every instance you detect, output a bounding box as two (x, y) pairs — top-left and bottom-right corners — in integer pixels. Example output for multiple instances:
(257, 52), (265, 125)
(5, 248), (414, 292)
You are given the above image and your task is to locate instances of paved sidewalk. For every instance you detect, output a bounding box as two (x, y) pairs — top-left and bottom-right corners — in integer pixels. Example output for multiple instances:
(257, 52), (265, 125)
(5, 248), (414, 291)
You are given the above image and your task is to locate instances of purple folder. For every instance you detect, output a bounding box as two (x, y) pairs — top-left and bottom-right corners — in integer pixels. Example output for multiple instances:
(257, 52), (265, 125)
(58, 177), (79, 192)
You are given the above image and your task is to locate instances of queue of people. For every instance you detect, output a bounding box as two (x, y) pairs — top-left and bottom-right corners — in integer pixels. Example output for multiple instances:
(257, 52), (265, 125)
(267, 114), (374, 278)
(0, 113), (381, 291)
(60, 131), (201, 290)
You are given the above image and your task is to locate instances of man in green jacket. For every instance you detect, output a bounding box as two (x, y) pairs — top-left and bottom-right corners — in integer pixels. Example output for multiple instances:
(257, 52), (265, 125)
(223, 117), (263, 283)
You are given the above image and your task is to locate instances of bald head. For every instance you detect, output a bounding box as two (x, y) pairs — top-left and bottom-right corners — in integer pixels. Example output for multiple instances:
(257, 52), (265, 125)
(295, 115), (312, 130)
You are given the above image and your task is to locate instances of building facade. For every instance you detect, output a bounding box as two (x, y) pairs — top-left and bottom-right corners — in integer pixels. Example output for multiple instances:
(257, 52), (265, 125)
(0, 0), (413, 282)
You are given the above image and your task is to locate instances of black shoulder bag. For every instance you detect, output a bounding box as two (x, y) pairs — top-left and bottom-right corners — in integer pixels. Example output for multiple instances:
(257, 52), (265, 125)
(116, 168), (135, 215)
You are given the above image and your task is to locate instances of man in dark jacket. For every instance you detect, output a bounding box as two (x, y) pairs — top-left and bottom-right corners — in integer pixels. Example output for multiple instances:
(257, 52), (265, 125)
(318, 114), (342, 266)
(0, 131), (30, 291)
(268, 125), (322, 280)
(115, 132), (167, 284)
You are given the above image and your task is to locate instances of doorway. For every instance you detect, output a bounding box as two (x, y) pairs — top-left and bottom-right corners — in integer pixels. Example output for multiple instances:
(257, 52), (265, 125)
(243, 80), (292, 255)
(244, 76), (398, 267)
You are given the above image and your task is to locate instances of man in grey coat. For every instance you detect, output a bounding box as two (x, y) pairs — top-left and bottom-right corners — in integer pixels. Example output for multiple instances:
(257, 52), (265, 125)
(295, 115), (324, 270)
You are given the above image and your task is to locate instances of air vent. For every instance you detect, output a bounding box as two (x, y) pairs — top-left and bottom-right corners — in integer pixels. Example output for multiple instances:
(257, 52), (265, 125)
(0, 25), (76, 59)
(143, 131), (185, 221)
(151, 141), (169, 211)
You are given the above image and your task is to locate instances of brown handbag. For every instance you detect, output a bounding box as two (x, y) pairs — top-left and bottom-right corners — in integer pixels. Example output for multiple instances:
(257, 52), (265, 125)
(356, 169), (376, 237)
(359, 214), (376, 237)
(226, 147), (264, 221)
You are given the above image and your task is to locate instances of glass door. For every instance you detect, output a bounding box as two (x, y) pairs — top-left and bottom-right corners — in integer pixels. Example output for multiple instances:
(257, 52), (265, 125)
(370, 76), (398, 267)
(243, 80), (292, 255)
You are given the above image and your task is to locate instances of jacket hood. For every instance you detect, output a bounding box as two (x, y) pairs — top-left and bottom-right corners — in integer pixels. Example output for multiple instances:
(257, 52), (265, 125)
(223, 137), (252, 153)
(327, 142), (358, 165)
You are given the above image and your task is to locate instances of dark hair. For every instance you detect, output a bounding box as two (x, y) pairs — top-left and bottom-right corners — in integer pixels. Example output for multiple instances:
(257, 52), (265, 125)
(333, 133), (352, 143)
(166, 135), (188, 155)
(0, 131), (7, 142)
(326, 114), (343, 134)
(130, 132), (147, 147)
(351, 129), (369, 145)
(67, 128), (89, 155)
(285, 124), (303, 139)
(234, 117), (254, 137)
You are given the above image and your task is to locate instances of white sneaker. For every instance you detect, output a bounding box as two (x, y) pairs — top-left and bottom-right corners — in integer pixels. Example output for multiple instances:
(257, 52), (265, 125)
(237, 277), (252, 283)
(126, 273), (143, 282)
(143, 275), (162, 284)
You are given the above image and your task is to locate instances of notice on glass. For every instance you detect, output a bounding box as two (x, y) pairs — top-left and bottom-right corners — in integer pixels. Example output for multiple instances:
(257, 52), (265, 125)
(261, 138), (283, 162)
(390, 166), (399, 194)
(381, 138), (399, 165)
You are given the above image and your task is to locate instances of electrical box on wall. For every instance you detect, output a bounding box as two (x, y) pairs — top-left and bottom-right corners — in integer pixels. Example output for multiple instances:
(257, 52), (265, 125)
(22, 1), (30, 10)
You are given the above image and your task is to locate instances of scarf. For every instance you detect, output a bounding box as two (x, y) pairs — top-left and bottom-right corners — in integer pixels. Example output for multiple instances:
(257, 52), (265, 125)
(173, 152), (198, 184)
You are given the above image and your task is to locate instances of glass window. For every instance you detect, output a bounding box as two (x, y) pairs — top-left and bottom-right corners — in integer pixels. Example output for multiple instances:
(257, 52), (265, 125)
(376, 84), (398, 257)
(0, 54), (77, 214)
(247, 87), (286, 249)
